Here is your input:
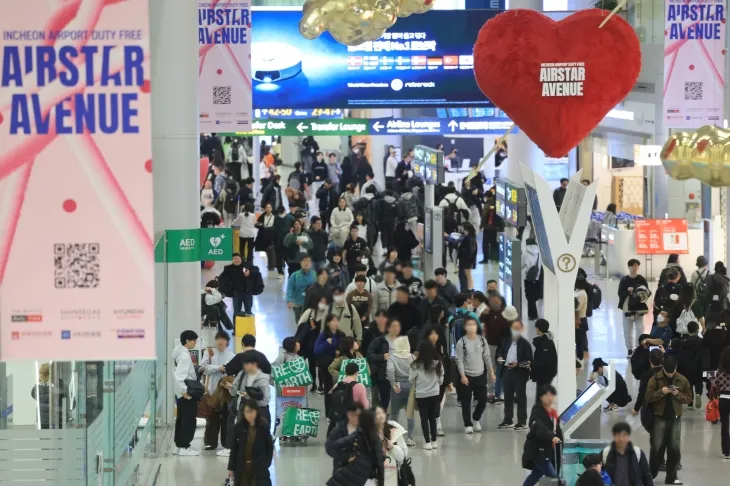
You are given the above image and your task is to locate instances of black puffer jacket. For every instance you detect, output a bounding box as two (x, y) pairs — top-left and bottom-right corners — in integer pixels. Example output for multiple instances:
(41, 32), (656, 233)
(326, 429), (384, 486)
(522, 404), (562, 470)
(227, 422), (274, 486)
(366, 335), (390, 382)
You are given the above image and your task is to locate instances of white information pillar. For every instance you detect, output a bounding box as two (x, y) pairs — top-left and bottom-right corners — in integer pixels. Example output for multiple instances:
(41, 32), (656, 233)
(151, 0), (201, 424)
(519, 164), (597, 413)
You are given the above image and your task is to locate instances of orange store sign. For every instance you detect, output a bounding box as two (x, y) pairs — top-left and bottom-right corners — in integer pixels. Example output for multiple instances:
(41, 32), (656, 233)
(634, 219), (688, 255)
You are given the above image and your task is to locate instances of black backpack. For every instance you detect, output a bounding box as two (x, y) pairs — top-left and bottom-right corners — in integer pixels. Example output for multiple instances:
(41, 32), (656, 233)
(331, 381), (357, 422)
(398, 457), (416, 486)
(223, 180), (238, 213)
(591, 284), (602, 310)
(445, 196), (469, 228)
(693, 269), (710, 307)
(231, 144), (240, 161)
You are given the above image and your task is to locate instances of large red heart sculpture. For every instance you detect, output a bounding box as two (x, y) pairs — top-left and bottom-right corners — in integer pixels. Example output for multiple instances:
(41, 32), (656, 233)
(473, 9), (641, 158)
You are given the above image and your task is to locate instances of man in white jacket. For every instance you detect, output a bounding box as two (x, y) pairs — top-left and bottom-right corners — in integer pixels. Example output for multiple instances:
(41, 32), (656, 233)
(172, 330), (200, 456)
(200, 331), (235, 454)
(438, 187), (471, 224)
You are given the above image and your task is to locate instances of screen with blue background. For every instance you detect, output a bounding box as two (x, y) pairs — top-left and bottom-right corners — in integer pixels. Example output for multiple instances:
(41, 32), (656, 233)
(251, 9), (502, 109)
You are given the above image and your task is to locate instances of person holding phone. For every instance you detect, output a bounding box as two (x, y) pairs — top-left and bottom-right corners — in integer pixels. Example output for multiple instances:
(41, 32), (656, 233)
(497, 320), (533, 430)
(520, 385), (562, 486)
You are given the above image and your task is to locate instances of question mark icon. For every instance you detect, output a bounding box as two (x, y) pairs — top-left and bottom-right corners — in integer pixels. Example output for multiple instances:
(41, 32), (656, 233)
(558, 253), (575, 272)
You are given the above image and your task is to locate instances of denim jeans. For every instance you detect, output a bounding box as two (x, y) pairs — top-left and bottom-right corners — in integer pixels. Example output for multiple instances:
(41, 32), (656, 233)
(522, 457), (557, 486)
(233, 292), (252, 315)
(650, 417), (682, 482)
(488, 346), (503, 398)
(390, 381), (415, 438)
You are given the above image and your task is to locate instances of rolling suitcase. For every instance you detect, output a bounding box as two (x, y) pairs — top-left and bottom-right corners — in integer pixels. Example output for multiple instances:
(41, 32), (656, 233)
(234, 314), (256, 352)
(538, 444), (566, 485)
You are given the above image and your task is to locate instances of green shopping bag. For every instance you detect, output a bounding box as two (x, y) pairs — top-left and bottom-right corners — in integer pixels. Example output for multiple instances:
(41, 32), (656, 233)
(337, 357), (372, 387)
(281, 407), (321, 437)
(271, 357), (313, 387)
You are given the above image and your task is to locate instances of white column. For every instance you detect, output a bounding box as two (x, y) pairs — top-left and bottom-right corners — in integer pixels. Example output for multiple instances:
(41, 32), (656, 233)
(368, 109), (402, 191)
(151, 0), (201, 425)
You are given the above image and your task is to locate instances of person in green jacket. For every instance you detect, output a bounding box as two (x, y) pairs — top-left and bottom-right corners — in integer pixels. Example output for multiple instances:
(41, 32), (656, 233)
(284, 219), (313, 275)
(273, 207), (294, 280)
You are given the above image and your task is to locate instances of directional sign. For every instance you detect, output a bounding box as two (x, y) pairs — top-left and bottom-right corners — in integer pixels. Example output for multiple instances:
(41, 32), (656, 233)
(225, 119), (370, 136)
(412, 145), (444, 185)
(368, 117), (512, 136)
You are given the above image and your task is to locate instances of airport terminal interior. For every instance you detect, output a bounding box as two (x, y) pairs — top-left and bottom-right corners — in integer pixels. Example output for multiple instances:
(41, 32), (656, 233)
(2, 0), (730, 486)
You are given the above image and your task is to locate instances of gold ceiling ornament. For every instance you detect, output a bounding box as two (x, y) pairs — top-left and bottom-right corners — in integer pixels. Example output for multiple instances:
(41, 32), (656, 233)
(660, 125), (730, 187)
(298, 0), (401, 46)
(398, 0), (436, 17)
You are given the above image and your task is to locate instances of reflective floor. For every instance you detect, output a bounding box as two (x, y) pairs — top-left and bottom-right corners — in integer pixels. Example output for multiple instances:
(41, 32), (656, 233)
(155, 245), (729, 485)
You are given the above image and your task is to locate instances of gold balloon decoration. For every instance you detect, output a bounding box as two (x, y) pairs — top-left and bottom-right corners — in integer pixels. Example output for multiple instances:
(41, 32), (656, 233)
(660, 125), (730, 187)
(298, 0), (435, 46)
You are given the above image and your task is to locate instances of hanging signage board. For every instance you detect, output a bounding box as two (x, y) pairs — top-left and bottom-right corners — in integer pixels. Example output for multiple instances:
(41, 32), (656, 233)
(412, 145), (444, 185)
(634, 219), (689, 254)
(0, 0), (154, 360)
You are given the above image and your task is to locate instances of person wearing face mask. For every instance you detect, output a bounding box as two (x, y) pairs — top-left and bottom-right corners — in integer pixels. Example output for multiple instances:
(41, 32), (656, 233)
(331, 286), (363, 344)
(297, 297), (330, 393)
(497, 320), (533, 430)
(647, 309), (673, 349)
(343, 224), (369, 277)
(645, 356), (692, 484)
(455, 317), (496, 433)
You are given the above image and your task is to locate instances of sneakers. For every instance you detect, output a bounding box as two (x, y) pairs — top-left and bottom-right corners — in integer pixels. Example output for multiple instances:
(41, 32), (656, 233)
(665, 480), (683, 484)
(514, 423), (527, 431)
(472, 421), (482, 432)
(688, 404), (694, 411)
(178, 447), (200, 456)
(310, 384), (318, 393)
(497, 421), (514, 429)
(172, 447), (180, 455)
(431, 441), (438, 449)
(204, 445), (215, 451)
(436, 427), (445, 437)
(723, 454), (730, 460)
(423, 442), (433, 450)
(216, 448), (230, 457)
(317, 384), (325, 394)
(405, 437), (416, 447)
(695, 393), (702, 409)
(465, 426), (474, 434)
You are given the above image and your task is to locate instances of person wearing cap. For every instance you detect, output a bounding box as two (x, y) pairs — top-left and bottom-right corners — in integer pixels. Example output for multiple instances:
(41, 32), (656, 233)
(592, 358), (632, 411)
(497, 320), (533, 430)
(530, 319), (557, 390)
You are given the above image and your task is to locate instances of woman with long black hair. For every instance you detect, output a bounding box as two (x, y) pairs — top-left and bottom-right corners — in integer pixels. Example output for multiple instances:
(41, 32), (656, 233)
(326, 408), (385, 486)
(315, 315), (346, 420)
(409, 341), (444, 450)
(227, 399), (274, 486)
(521, 385), (562, 486)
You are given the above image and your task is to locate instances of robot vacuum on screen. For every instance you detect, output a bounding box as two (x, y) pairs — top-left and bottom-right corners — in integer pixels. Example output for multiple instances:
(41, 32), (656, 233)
(251, 42), (303, 83)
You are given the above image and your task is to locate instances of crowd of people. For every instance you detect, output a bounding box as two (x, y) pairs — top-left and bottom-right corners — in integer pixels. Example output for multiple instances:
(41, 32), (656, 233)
(185, 134), (730, 486)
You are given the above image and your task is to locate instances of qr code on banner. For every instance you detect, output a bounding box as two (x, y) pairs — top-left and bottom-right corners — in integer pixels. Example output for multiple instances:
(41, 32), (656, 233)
(684, 81), (703, 101)
(54, 243), (100, 289)
(213, 86), (232, 104)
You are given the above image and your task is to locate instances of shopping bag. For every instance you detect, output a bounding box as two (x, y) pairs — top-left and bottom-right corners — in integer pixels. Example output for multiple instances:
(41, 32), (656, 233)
(337, 357), (372, 387)
(280, 407), (321, 437)
(706, 398), (720, 423)
(271, 356), (313, 387)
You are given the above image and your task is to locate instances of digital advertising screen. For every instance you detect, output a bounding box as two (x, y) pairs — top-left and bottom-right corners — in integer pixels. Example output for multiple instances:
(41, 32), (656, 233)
(412, 145), (444, 185)
(251, 8), (502, 109)
(496, 178), (527, 227)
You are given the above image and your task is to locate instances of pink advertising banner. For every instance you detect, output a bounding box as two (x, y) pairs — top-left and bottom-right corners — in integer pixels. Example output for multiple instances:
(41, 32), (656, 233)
(663, 0), (726, 128)
(198, 1), (252, 131)
(0, 0), (155, 360)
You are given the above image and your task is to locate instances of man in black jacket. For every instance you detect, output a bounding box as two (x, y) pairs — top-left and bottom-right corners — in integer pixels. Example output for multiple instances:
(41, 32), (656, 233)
(325, 405), (362, 473)
(316, 179), (338, 230)
(388, 287), (422, 338)
(236, 177), (255, 208)
(618, 259), (650, 357)
(497, 320), (533, 430)
(602, 422), (654, 486)
(219, 254), (251, 315)
(308, 216), (329, 272)
(553, 178), (568, 210)
(631, 348), (664, 429)
(530, 319), (557, 389)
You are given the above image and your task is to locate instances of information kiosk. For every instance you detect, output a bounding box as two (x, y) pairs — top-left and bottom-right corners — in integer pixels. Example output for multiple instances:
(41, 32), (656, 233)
(498, 233), (522, 310)
(413, 145), (444, 279)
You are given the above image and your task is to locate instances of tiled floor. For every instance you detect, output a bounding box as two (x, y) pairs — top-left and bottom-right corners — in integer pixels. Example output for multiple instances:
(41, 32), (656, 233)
(154, 233), (729, 485)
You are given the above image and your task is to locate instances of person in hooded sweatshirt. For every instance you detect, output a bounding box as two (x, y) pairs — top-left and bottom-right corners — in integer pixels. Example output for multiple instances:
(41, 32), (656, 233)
(398, 261), (424, 305)
(434, 267), (459, 309)
(236, 353), (272, 424)
(455, 317), (496, 433)
(387, 336), (416, 446)
(530, 319), (558, 390)
(172, 330), (200, 456)
(677, 321), (704, 410)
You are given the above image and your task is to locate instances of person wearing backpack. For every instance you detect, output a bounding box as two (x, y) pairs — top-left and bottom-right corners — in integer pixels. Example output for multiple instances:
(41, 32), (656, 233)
(670, 284), (705, 336)
(601, 422), (653, 486)
(455, 317), (496, 434)
(327, 361), (369, 436)
(325, 402), (363, 473)
(530, 319), (558, 390)
(522, 238), (542, 320)
(631, 348), (664, 431)
(439, 186), (471, 228)
(691, 256), (710, 309)
(618, 259), (650, 357)
(456, 223), (479, 292)
(676, 321), (703, 410)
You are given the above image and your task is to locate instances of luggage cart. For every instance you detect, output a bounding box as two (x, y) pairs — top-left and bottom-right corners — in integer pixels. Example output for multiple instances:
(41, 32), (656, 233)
(273, 385), (309, 445)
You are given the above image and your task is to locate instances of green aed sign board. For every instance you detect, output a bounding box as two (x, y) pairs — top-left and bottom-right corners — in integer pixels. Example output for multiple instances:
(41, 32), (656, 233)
(165, 228), (232, 263)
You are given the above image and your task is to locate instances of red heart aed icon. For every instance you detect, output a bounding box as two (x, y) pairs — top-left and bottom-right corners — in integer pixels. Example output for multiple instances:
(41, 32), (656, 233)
(473, 9), (641, 158)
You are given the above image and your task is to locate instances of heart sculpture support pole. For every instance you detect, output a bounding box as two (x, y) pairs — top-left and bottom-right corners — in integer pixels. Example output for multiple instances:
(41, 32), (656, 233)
(598, 0), (629, 29)
(466, 123), (515, 182)
(519, 164), (598, 414)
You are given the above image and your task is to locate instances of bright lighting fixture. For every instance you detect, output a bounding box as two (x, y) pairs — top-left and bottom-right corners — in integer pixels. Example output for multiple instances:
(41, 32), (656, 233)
(606, 109), (635, 121)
